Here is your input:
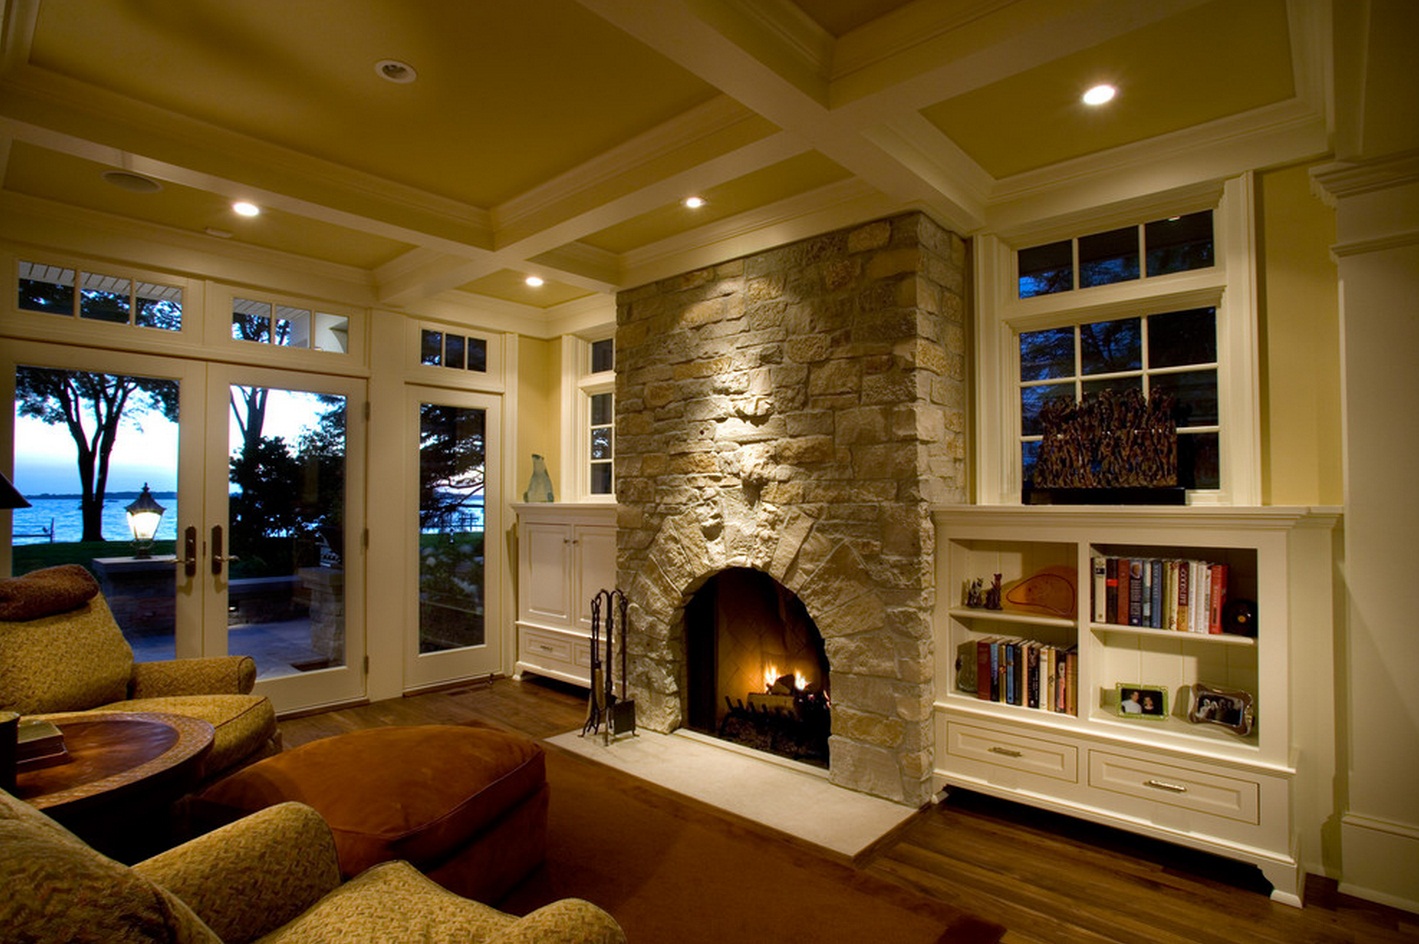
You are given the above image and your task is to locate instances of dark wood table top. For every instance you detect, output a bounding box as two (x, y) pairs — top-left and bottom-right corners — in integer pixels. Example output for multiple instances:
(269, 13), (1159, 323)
(14, 711), (214, 817)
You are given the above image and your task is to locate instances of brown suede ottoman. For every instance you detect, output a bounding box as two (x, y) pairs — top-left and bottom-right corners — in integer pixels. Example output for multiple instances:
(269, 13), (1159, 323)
(193, 723), (547, 904)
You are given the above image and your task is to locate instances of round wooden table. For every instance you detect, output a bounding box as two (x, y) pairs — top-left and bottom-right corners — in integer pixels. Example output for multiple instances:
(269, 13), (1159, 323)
(14, 711), (214, 861)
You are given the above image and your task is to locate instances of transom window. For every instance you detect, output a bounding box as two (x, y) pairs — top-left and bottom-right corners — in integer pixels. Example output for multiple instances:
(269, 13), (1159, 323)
(420, 328), (488, 373)
(18, 260), (183, 331)
(233, 297), (349, 353)
(1020, 307), (1219, 490)
(1019, 210), (1214, 298)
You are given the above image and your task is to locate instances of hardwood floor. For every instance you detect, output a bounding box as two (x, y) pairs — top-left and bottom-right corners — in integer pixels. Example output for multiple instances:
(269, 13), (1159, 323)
(278, 677), (1419, 944)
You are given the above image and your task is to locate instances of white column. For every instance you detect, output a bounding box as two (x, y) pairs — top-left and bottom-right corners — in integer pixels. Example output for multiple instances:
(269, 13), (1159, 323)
(1313, 153), (1419, 912)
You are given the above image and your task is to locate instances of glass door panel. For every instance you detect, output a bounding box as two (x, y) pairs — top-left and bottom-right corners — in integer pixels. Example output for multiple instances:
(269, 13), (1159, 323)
(8, 350), (194, 663)
(206, 365), (365, 713)
(406, 387), (501, 689)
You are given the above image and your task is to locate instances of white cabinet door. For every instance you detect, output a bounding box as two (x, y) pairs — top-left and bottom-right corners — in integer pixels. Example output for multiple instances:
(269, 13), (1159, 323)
(574, 524), (618, 631)
(522, 520), (573, 627)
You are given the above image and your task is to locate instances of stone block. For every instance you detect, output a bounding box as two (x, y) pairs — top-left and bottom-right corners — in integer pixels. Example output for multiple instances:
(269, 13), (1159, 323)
(847, 220), (892, 254)
(828, 737), (908, 803)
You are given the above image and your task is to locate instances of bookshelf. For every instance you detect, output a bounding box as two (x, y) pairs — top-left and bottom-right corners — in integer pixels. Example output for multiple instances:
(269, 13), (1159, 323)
(932, 505), (1338, 907)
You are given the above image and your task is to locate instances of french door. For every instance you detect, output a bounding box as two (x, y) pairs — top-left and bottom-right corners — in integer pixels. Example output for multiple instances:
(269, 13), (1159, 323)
(7, 342), (365, 714)
(404, 386), (502, 690)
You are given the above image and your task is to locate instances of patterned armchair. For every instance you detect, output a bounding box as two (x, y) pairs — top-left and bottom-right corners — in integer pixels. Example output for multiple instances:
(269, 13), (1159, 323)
(0, 565), (280, 784)
(1, 787), (627, 943)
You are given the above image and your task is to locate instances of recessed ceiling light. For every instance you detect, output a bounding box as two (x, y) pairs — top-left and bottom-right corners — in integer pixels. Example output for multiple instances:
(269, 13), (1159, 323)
(525, 275), (545, 287)
(376, 59), (417, 84)
(232, 201), (261, 217)
(1083, 84), (1117, 106)
(101, 170), (162, 193)
(684, 196), (706, 209)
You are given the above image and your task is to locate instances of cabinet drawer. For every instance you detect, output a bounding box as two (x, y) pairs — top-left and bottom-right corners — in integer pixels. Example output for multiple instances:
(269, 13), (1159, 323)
(1088, 751), (1259, 824)
(520, 627), (575, 663)
(946, 722), (1078, 783)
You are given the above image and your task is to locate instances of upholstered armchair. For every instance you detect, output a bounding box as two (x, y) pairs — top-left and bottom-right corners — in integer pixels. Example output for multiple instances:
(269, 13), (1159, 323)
(0, 564), (280, 783)
(1, 788), (627, 943)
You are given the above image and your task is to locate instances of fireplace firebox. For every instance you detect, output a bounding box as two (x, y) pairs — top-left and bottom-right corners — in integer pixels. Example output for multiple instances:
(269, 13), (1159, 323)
(684, 568), (830, 767)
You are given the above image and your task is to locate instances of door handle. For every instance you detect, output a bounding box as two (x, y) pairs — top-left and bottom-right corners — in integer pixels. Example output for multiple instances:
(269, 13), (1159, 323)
(211, 525), (240, 575)
(172, 525), (199, 577)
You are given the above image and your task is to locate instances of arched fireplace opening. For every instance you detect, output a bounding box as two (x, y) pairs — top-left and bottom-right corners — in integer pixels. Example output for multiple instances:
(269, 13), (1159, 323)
(683, 567), (830, 768)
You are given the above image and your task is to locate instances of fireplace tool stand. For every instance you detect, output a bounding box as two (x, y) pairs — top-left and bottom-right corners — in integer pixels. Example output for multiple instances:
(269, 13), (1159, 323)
(581, 587), (636, 745)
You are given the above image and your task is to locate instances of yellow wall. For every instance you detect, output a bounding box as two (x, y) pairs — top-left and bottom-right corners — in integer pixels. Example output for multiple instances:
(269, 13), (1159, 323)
(515, 334), (561, 500)
(1256, 163), (1343, 506)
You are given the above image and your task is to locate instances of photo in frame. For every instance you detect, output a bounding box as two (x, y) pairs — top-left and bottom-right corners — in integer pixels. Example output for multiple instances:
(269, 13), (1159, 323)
(1115, 683), (1168, 719)
(1188, 682), (1254, 736)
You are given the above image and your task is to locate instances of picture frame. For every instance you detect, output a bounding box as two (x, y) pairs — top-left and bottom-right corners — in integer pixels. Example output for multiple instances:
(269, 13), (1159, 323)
(1115, 683), (1168, 720)
(1187, 682), (1255, 736)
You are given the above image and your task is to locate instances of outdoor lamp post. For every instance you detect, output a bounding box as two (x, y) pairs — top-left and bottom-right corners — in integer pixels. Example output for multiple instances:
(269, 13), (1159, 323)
(125, 484), (166, 559)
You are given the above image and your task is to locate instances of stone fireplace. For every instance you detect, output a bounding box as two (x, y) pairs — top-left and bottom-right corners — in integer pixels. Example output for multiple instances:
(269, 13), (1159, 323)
(614, 212), (967, 806)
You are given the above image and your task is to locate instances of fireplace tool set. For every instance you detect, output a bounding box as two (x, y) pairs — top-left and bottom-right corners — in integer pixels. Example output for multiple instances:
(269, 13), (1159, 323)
(582, 587), (636, 744)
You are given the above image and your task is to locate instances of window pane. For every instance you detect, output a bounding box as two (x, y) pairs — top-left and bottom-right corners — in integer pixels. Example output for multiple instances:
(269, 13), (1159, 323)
(421, 330), (443, 366)
(1021, 383), (1073, 436)
(591, 426), (613, 461)
(1079, 226), (1139, 288)
(1148, 307), (1216, 367)
(445, 334), (466, 370)
(313, 312), (349, 353)
(233, 299), (272, 342)
(80, 273), (131, 324)
(590, 392), (613, 426)
(135, 282), (183, 331)
(1020, 327), (1075, 381)
(418, 403), (486, 654)
(591, 338), (615, 372)
(466, 337), (487, 372)
(18, 262), (76, 315)
(591, 462), (613, 494)
(1177, 431), (1219, 489)
(1146, 210), (1214, 276)
(1018, 240), (1072, 298)
(1150, 369), (1218, 427)
(274, 306), (309, 348)
(1021, 441), (1040, 486)
(1080, 318), (1141, 375)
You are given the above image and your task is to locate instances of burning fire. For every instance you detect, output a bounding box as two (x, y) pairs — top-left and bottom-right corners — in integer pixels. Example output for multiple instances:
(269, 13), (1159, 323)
(763, 664), (808, 692)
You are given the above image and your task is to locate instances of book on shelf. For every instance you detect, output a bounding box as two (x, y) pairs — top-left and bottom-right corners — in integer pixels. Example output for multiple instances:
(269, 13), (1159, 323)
(969, 634), (1076, 715)
(1091, 555), (1233, 636)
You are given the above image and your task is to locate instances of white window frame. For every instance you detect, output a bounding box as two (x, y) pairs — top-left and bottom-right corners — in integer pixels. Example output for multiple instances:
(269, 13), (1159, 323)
(205, 283), (366, 371)
(975, 175), (1261, 506)
(560, 333), (615, 503)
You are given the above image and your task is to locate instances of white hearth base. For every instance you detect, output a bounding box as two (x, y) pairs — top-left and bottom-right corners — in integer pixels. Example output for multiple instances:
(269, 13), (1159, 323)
(545, 728), (917, 859)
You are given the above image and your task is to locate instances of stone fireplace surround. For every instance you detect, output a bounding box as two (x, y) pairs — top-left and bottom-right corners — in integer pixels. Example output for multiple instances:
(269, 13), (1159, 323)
(613, 212), (968, 806)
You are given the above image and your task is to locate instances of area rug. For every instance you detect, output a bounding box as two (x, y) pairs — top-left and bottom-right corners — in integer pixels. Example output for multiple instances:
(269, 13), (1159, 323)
(499, 742), (1002, 944)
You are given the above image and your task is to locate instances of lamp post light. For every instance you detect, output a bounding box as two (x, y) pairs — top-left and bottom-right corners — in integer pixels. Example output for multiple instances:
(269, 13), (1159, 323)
(125, 484), (166, 559)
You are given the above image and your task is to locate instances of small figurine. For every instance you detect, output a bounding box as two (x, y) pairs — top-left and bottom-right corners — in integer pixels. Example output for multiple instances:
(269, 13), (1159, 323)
(965, 578), (984, 608)
(984, 573), (1003, 610)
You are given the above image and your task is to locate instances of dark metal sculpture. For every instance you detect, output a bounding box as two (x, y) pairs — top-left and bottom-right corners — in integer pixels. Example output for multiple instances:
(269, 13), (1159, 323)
(1034, 388), (1177, 489)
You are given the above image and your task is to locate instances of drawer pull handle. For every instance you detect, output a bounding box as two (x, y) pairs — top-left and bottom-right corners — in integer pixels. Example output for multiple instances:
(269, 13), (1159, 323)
(535, 644), (554, 652)
(1145, 778), (1189, 794)
(989, 747), (1023, 758)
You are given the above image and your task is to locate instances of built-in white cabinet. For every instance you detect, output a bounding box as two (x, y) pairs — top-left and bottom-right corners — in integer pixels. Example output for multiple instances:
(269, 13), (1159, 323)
(931, 505), (1338, 906)
(512, 503), (616, 687)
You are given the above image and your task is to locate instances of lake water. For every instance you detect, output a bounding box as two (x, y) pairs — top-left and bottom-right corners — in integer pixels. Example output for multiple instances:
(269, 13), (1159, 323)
(12, 493), (180, 545)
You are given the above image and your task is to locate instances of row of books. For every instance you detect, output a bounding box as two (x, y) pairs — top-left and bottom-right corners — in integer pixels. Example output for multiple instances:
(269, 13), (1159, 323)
(965, 636), (1079, 714)
(1092, 556), (1228, 634)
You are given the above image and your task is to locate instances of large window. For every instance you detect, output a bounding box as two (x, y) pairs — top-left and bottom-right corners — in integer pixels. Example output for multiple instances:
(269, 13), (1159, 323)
(585, 339), (614, 497)
(976, 177), (1260, 505)
(561, 333), (615, 501)
(1020, 307), (1219, 490)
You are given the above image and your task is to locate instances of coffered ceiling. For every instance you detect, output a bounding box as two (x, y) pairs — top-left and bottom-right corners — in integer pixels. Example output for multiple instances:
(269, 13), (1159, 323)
(0, 0), (1333, 326)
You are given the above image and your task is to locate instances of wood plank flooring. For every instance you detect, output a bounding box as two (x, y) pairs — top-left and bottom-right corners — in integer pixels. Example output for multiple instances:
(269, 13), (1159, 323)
(277, 677), (1419, 944)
